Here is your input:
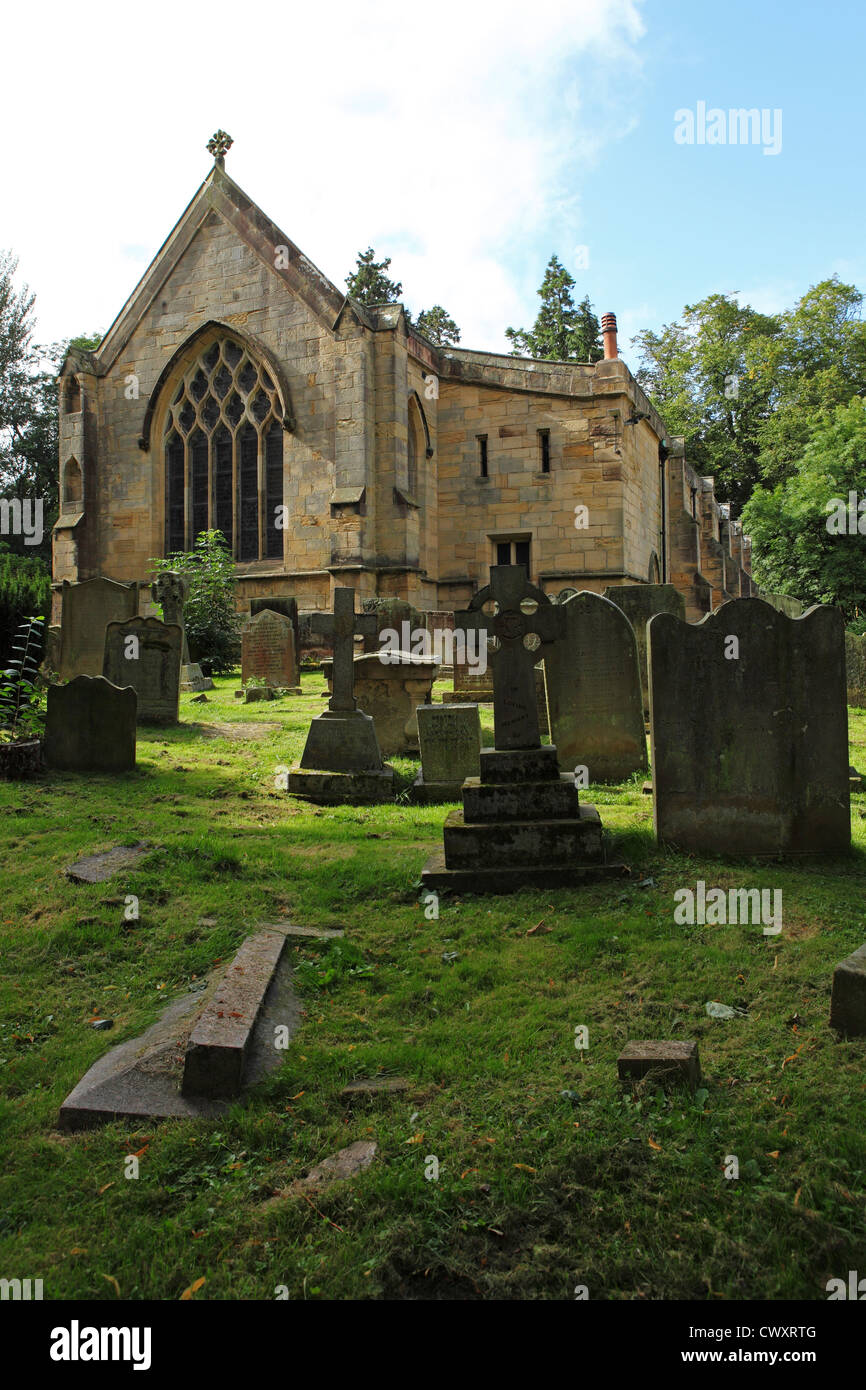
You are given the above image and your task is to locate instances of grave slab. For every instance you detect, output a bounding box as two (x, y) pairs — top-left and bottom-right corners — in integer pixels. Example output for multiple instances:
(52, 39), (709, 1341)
(182, 931), (288, 1099)
(59, 933), (300, 1128)
(617, 1040), (701, 1091)
(66, 842), (150, 883)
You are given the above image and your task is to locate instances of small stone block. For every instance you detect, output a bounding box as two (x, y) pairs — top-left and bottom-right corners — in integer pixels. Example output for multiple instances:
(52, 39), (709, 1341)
(642, 781), (653, 795)
(340, 1077), (409, 1101)
(244, 686), (275, 703)
(288, 764), (395, 804)
(830, 943), (866, 1036)
(617, 1040), (701, 1091)
(479, 746), (560, 783)
(182, 930), (287, 1098)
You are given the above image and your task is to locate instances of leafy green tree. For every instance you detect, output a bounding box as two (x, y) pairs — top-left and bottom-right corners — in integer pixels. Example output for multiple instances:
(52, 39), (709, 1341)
(756, 278), (866, 490)
(151, 530), (242, 674)
(345, 248), (402, 306)
(505, 255), (602, 363)
(415, 305), (461, 347)
(0, 248), (102, 562)
(633, 293), (782, 513)
(741, 397), (866, 619)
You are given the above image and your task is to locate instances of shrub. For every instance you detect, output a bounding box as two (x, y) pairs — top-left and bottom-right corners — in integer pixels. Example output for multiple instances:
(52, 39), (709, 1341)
(0, 615), (46, 741)
(151, 530), (242, 675)
(0, 548), (51, 665)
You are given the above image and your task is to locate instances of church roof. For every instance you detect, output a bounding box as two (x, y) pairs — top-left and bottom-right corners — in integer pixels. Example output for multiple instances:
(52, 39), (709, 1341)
(88, 163), (364, 375)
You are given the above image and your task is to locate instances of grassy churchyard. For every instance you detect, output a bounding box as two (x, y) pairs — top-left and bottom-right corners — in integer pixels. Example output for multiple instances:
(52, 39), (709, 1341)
(0, 672), (864, 1302)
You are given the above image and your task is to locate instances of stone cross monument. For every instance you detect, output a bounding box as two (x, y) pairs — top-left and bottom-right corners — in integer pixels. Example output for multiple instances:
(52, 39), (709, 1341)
(422, 565), (621, 893)
(289, 587), (394, 803)
(453, 566), (564, 749)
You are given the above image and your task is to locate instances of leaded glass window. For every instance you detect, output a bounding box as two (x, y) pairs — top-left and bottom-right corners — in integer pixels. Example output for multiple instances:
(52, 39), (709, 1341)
(163, 336), (284, 560)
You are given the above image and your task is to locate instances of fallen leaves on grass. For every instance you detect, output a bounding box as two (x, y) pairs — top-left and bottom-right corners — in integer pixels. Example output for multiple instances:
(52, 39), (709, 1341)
(101, 1274), (121, 1297)
(180, 1277), (206, 1300)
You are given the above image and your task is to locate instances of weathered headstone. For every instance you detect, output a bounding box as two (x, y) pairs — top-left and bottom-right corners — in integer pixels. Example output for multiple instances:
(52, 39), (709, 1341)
(360, 597), (423, 654)
(414, 703), (482, 801)
(321, 650), (438, 754)
(44, 675), (137, 772)
(603, 584), (685, 718)
(421, 566), (622, 892)
(152, 570), (213, 692)
(241, 609), (298, 691)
(289, 588), (394, 802)
(542, 591), (647, 782)
(249, 596), (300, 685)
(59, 577), (138, 680)
(845, 630), (866, 709)
(103, 616), (183, 725)
(648, 598), (850, 855)
(829, 943), (866, 1036)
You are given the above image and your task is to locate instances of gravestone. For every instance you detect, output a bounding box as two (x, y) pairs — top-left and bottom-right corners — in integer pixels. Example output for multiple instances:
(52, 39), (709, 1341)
(321, 650), (438, 754)
(289, 588), (394, 803)
(648, 598), (850, 855)
(360, 597), (423, 654)
(829, 943), (866, 1036)
(249, 596), (301, 685)
(241, 609), (299, 691)
(103, 617), (183, 726)
(845, 631), (866, 708)
(59, 577), (139, 680)
(542, 591), (647, 781)
(152, 570), (213, 692)
(44, 675), (137, 772)
(421, 566), (622, 892)
(603, 584), (685, 718)
(414, 703), (482, 801)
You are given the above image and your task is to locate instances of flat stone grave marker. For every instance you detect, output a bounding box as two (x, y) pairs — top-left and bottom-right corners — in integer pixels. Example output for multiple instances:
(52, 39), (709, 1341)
(44, 675), (137, 773)
(59, 577), (138, 680)
(648, 598), (850, 855)
(617, 1040), (701, 1091)
(543, 590), (647, 782)
(103, 616), (183, 725)
(59, 928), (300, 1127)
(66, 842), (150, 884)
(414, 702), (482, 800)
(241, 608), (298, 691)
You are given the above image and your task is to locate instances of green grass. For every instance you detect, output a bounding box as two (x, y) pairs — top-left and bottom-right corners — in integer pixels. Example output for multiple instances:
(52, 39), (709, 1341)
(0, 674), (864, 1301)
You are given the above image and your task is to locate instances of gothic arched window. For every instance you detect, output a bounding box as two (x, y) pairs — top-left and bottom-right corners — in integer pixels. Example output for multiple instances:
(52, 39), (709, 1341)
(163, 335), (284, 560)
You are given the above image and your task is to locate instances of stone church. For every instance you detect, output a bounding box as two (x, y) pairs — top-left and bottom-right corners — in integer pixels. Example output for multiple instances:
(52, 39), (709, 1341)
(53, 136), (755, 627)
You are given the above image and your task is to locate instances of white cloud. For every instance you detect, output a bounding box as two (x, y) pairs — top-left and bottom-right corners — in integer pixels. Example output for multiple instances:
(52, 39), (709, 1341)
(2, 0), (646, 350)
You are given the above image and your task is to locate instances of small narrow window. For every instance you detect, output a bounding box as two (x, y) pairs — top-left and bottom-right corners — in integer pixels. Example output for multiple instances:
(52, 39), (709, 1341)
(515, 539), (531, 571)
(538, 428), (551, 473)
(64, 377), (81, 414)
(496, 541), (511, 565)
(477, 434), (488, 478)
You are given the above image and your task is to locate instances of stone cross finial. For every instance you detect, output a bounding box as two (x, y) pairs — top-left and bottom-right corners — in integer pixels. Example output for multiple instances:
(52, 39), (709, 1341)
(311, 588), (377, 713)
(207, 130), (234, 167)
(454, 566), (565, 750)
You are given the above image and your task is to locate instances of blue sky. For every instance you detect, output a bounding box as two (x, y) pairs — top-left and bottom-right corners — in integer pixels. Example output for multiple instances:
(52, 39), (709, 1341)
(4, 0), (865, 365)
